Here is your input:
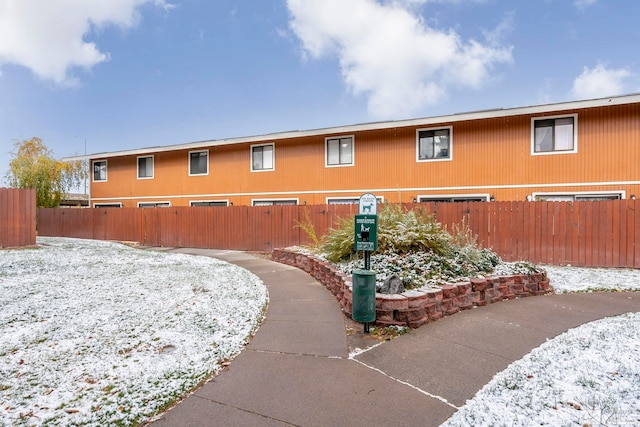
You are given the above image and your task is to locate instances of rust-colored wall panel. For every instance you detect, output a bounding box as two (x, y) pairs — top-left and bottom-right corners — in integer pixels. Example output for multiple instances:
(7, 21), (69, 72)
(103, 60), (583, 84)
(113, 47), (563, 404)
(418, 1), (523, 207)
(0, 188), (36, 248)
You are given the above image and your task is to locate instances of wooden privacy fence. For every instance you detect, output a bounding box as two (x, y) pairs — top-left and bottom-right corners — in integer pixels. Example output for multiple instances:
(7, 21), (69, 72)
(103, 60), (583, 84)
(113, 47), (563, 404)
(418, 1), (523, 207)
(0, 188), (36, 248)
(426, 200), (639, 268)
(38, 200), (640, 268)
(37, 204), (359, 251)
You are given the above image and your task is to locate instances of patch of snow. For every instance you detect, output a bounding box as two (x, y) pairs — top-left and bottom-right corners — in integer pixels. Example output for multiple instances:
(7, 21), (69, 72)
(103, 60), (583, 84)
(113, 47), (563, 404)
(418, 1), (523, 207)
(441, 312), (640, 426)
(0, 237), (268, 426)
(348, 342), (384, 359)
(542, 264), (640, 293)
(441, 265), (640, 426)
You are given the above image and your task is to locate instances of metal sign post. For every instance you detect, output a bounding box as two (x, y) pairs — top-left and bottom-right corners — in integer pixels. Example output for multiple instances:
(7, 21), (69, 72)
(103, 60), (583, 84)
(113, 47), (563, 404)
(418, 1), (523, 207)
(352, 193), (378, 333)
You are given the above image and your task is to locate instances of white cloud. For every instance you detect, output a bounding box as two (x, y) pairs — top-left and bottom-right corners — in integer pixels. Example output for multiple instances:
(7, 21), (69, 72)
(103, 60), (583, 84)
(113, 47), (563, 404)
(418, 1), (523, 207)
(0, 0), (172, 85)
(286, 0), (512, 119)
(574, 0), (597, 9)
(571, 64), (632, 99)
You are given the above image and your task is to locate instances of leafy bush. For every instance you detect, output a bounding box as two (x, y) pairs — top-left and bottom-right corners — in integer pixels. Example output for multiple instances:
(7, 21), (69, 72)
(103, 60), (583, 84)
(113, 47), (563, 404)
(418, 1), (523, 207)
(376, 204), (453, 256)
(319, 204), (454, 262)
(312, 204), (505, 289)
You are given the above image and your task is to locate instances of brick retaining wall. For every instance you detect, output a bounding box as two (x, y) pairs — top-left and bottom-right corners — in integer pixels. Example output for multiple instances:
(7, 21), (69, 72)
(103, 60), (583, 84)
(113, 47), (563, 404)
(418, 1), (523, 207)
(271, 249), (552, 329)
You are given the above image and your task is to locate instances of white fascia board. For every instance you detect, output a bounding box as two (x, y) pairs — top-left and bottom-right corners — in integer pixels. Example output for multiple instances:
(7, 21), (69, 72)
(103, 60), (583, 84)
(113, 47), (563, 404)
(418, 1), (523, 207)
(63, 93), (640, 162)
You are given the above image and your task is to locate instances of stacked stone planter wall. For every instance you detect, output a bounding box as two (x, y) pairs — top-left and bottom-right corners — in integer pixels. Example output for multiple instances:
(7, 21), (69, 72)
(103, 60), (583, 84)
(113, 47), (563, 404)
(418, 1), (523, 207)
(271, 249), (553, 329)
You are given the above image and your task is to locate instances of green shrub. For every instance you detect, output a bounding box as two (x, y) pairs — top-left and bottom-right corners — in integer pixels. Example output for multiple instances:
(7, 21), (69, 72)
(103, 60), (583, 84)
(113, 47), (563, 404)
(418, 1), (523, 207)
(319, 215), (356, 263)
(320, 204), (455, 262)
(376, 204), (453, 256)
(315, 203), (504, 289)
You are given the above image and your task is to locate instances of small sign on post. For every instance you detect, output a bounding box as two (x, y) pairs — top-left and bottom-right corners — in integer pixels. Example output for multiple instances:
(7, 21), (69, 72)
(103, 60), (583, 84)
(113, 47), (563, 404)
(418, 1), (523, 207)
(358, 193), (378, 215)
(354, 215), (378, 252)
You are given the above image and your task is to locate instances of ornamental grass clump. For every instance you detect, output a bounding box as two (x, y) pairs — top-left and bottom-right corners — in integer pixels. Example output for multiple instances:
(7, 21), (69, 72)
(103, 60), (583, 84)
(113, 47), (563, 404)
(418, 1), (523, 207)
(376, 204), (453, 256)
(320, 204), (454, 263)
(316, 204), (503, 289)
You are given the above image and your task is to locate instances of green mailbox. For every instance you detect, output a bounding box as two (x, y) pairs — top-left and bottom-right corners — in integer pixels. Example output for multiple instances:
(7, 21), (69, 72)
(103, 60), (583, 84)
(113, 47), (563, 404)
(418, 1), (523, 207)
(354, 215), (378, 252)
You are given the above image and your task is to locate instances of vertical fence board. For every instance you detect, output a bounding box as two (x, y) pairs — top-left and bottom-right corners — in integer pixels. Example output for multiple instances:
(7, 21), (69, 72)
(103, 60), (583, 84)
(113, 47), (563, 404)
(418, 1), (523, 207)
(493, 202), (504, 258)
(617, 200), (627, 268)
(1, 189), (10, 246)
(476, 202), (488, 250)
(492, 202), (503, 258)
(594, 202), (604, 267)
(513, 202), (524, 262)
(553, 203), (565, 265)
(0, 190), (6, 245)
(575, 202), (585, 267)
(595, 202), (604, 267)
(627, 200), (637, 268)
(635, 199), (640, 268)
(535, 202), (545, 263)
(585, 203), (594, 267)
(540, 202), (549, 264)
(608, 201), (616, 268)
(7, 190), (15, 246)
(564, 202), (572, 265)
(505, 202), (515, 260)
(569, 202), (579, 266)
(525, 201), (535, 262)
(4, 189), (14, 246)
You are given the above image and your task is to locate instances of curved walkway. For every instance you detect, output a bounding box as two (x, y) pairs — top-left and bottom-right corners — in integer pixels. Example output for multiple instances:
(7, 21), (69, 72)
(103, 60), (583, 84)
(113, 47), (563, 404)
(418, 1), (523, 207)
(149, 248), (640, 427)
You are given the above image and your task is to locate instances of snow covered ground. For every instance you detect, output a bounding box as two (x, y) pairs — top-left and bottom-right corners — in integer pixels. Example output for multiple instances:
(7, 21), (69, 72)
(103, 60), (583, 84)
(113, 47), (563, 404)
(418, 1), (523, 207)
(441, 265), (640, 426)
(0, 237), (268, 426)
(1, 238), (639, 426)
(543, 264), (640, 293)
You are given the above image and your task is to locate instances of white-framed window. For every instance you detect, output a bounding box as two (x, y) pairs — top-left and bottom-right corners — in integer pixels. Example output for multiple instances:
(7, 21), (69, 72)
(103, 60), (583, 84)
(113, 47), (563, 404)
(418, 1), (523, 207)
(138, 202), (171, 208)
(137, 155), (154, 179)
(252, 199), (298, 206)
(93, 202), (122, 208)
(531, 114), (577, 155)
(417, 126), (452, 162)
(327, 197), (359, 205)
(190, 200), (229, 207)
(326, 196), (385, 204)
(325, 136), (354, 167)
(417, 194), (489, 203)
(532, 191), (623, 201)
(189, 150), (209, 176)
(251, 143), (274, 172)
(92, 160), (107, 182)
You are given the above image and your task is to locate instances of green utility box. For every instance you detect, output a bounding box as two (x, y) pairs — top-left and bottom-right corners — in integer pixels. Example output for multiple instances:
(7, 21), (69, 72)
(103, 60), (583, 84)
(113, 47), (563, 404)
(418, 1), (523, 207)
(352, 269), (376, 323)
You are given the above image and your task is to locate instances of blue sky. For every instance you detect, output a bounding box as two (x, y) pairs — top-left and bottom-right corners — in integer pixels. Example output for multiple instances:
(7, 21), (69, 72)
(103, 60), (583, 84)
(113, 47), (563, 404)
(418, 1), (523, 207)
(1, 0), (639, 184)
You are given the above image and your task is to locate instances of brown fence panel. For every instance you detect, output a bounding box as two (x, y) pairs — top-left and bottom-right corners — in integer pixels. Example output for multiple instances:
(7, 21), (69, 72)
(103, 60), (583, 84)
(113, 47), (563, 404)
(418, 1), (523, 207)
(0, 188), (36, 248)
(627, 200), (637, 268)
(597, 201), (607, 266)
(251, 206), (278, 251)
(567, 202), (579, 266)
(514, 201), (527, 262)
(635, 199), (640, 268)
(36, 200), (640, 268)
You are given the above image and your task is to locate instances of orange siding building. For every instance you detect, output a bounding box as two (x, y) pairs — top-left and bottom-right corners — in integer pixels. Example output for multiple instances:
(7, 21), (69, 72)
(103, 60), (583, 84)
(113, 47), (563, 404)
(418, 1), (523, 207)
(70, 94), (640, 207)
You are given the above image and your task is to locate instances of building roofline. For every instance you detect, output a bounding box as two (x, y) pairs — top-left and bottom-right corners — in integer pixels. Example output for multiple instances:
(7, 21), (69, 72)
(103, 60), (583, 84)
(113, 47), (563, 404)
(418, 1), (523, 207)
(64, 93), (640, 161)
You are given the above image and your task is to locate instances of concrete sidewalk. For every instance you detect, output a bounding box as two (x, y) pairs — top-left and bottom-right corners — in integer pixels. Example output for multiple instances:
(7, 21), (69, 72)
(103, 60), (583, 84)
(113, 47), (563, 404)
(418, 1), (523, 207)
(149, 248), (640, 427)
